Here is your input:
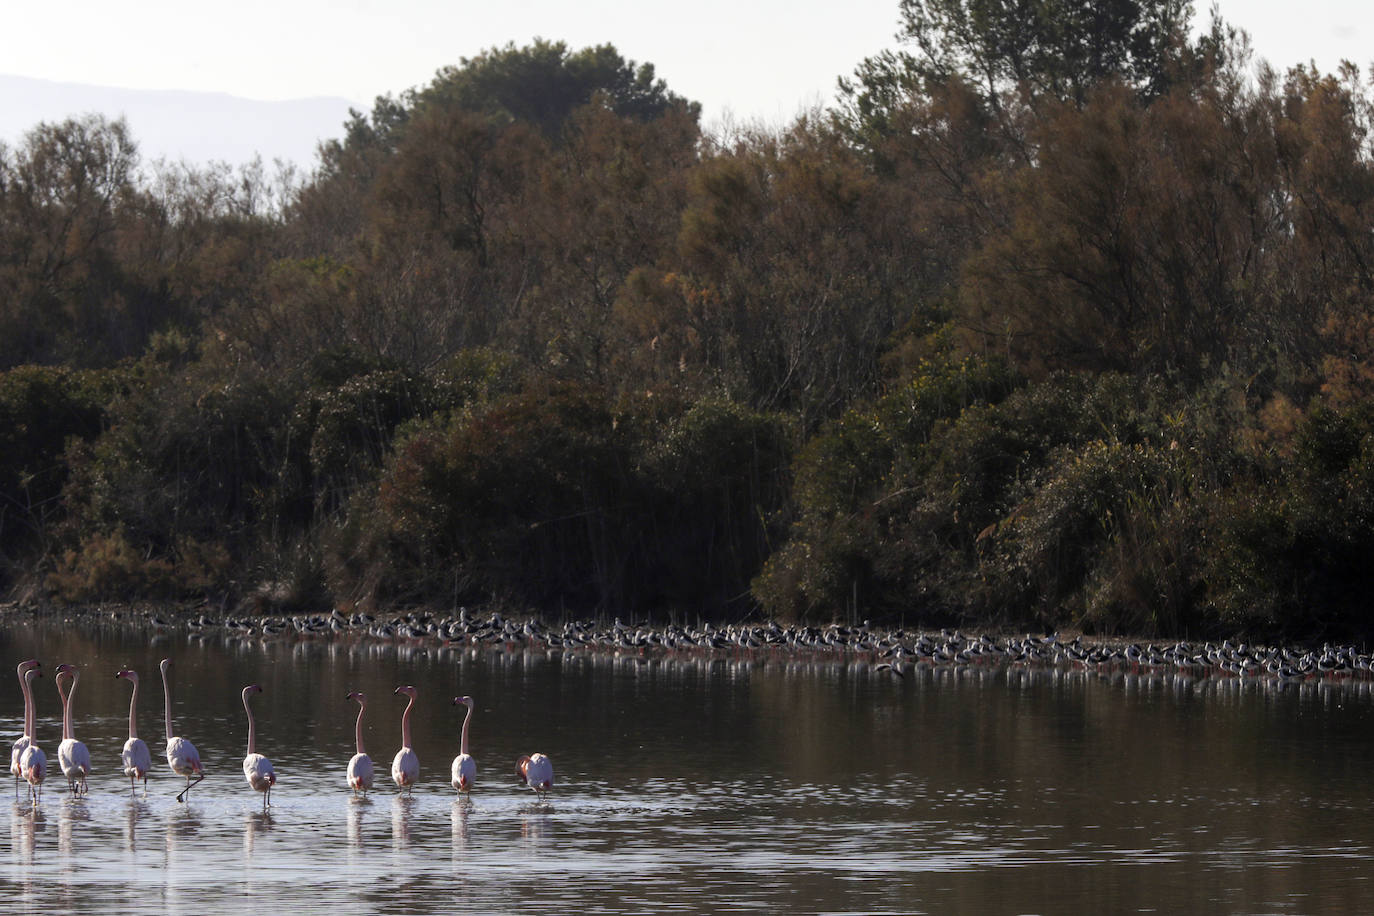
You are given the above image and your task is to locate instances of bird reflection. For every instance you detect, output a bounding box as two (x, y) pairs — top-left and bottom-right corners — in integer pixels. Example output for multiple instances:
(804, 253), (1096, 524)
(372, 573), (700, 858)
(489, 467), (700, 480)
(451, 798), (470, 858)
(244, 809), (273, 857)
(11, 801), (41, 911)
(164, 805), (201, 868)
(519, 812), (553, 852)
(124, 795), (150, 852)
(57, 796), (90, 858)
(347, 794), (370, 850)
(391, 794), (415, 849)
(11, 800), (41, 866)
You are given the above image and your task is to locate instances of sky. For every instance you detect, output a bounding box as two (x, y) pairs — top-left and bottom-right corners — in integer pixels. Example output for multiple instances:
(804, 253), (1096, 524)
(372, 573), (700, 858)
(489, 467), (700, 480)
(1, 0), (1370, 164)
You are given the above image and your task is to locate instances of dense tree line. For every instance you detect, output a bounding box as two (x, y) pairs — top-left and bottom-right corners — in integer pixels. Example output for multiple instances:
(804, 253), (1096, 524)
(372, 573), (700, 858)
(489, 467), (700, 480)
(5, 17), (1374, 639)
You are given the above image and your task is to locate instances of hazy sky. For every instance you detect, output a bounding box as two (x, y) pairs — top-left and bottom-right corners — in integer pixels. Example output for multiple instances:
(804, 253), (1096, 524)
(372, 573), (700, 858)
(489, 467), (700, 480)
(4, 0), (1370, 126)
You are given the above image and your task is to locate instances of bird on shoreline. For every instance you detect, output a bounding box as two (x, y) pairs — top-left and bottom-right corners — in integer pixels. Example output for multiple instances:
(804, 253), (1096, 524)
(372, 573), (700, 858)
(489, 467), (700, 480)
(116, 668), (152, 794)
(160, 658), (203, 802)
(392, 685), (419, 794)
(346, 691), (374, 794)
(450, 696), (475, 795)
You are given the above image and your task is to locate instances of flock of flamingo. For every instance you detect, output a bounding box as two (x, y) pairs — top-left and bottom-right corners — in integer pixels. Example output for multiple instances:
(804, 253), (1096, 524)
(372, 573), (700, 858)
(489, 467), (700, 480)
(9, 658), (554, 809)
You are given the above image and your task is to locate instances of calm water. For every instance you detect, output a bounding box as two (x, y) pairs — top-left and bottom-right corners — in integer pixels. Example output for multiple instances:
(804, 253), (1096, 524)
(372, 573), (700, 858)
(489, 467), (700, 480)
(3, 617), (1374, 914)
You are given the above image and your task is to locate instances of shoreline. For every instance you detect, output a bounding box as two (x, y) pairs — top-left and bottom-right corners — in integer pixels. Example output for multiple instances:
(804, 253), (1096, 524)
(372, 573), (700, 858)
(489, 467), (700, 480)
(6, 600), (1371, 688)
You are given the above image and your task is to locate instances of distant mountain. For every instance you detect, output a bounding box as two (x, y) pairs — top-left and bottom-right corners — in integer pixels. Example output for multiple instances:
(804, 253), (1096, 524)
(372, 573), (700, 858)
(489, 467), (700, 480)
(1, 74), (357, 171)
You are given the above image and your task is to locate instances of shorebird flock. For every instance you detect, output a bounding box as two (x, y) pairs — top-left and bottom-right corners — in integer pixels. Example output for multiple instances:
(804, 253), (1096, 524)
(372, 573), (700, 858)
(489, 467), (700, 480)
(140, 605), (1374, 684)
(8, 655), (553, 808)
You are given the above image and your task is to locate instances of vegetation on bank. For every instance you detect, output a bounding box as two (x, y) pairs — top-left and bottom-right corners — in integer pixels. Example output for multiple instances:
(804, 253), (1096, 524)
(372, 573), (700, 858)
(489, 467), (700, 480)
(4, 7), (1374, 641)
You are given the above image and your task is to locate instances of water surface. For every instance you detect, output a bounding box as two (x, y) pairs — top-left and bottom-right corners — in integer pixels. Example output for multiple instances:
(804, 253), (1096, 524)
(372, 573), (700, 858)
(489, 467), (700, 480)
(3, 617), (1374, 913)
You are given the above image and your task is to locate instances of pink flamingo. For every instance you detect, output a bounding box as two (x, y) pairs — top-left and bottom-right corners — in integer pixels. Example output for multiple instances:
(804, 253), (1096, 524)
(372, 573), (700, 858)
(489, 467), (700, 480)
(241, 685), (276, 809)
(10, 659), (39, 797)
(346, 692), (374, 794)
(116, 669), (152, 793)
(160, 658), (203, 802)
(450, 696), (476, 794)
(18, 667), (45, 804)
(54, 664), (91, 795)
(516, 753), (554, 801)
(391, 686), (419, 793)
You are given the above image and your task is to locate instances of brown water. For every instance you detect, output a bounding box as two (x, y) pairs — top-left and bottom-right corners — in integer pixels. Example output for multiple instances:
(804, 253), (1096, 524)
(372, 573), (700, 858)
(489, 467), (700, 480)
(3, 616), (1374, 914)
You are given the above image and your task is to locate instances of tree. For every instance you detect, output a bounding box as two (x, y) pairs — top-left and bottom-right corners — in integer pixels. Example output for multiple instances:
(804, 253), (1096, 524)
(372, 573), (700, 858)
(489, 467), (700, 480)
(837, 0), (1195, 165)
(0, 115), (142, 366)
(416, 39), (699, 140)
(896, 0), (1189, 105)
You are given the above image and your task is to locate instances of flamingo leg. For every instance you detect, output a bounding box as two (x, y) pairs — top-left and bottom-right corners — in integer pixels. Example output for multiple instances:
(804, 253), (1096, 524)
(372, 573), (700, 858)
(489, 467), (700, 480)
(176, 772), (204, 803)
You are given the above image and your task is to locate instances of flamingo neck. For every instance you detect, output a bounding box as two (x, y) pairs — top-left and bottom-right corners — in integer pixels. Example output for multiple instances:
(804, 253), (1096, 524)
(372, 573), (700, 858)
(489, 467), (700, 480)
(243, 690), (257, 756)
(460, 703), (471, 756)
(401, 694), (415, 749)
(62, 672), (78, 741)
(56, 675), (71, 741)
(19, 666), (35, 738)
(127, 676), (140, 740)
(161, 665), (174, 742)
(354, 702), (366, 755)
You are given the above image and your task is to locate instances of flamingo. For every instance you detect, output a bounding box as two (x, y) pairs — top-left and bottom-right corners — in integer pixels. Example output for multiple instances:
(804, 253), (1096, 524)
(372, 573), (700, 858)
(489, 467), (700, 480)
(160, 658), (203, 802)
(11, 659), (39, 797)
(116, 669), (152, 794)
(18, 667), (45, 804)
(450, 696), (476, 794)
(54, 664), (91, 795)
(346, 691), (373, 794)
(516, 753), (554, 801)
(391, 686), (419, 794)
(241, 685), (276, 809)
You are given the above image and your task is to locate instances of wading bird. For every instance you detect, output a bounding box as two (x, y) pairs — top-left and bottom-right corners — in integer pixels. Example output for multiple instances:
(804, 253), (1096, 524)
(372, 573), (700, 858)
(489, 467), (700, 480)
(54, 664), (91, 795)
(516, 753), (553, 801)
(160, 659), (203, 802)
(11, 659), (39, 797)
(115, 669), (152, 794)
(450, 696), (476, 794)
(392, 686), (419, 793)
(241, 685), (275, 809)
(346, 691), (373, 794)
(19, 667), (45, 804)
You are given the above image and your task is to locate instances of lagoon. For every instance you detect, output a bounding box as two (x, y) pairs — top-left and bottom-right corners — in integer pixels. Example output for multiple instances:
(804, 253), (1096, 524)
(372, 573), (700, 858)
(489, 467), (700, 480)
(3, 615), (1374, 913)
